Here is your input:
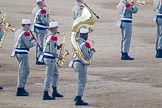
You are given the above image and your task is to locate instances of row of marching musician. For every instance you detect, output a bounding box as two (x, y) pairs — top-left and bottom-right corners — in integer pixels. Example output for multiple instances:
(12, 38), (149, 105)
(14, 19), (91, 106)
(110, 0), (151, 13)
(2, 0), (162, 106)
(0, 0), (96, 106)
(117, 0), (162, 60)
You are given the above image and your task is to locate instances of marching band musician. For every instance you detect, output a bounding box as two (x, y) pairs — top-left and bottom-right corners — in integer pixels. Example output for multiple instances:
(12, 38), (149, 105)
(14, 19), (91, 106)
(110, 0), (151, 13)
(14, 19), (38, 96)
(154, 0), (162, 58)
(72, 0), (85, 20)
(42, 22), (63, 100)
(117, 0), (138, 60)
(69, 28), (96, 106)
(32, 0), (48, 65)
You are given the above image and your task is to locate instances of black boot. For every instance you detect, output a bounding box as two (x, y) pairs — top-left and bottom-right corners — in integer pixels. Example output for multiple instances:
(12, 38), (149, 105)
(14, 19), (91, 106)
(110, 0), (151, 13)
(0, 86), (3, 90)
(16, 88), (29, 96)
(156, 50), (162, 58)
(22, 87), (29, 95)
(52, 87), (63, 97)
(75, 96), (88, 106)
(43, 91), (55, 100)
(121, 52), (134, 60)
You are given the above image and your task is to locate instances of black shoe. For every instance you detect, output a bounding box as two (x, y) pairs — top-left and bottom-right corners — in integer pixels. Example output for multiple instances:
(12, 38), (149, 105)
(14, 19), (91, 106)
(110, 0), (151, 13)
(121, 52), (134, 60)
(0, 86), (3, 90)
(16, 88), (29, 96)
(43, 91), (55, 100)
(52, 87), (64, 97)
(36, 61), (45, 65)
(22, 87), (29, 95)
(52, 92), (64, 97)
(121, 56), (134, 60)
(156, 50), (162, 58)
(75, 96), (88, 106)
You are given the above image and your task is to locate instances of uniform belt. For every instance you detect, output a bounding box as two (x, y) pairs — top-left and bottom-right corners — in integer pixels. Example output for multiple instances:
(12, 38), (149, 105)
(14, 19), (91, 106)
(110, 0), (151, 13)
(157, 14), (162, 18)
(15, 48), (29, 54)
(34, 24), (47, 30)
(121, 18), (132, 23)
(73, 60), (81, 63)
(157, 14), (162, 16)
(44, 53), (55, 59)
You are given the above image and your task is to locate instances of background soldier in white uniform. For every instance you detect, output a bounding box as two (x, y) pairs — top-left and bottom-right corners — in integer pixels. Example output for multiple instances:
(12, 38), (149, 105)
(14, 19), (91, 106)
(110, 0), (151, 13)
(13, 19), (37, 96)
(117, 0), (138, 60)
(72, 0), (85, 20)
(70, 28), (96, 106)
(42, 22), (63, 100)
(32, 0), (48, 65)
(154, 0), (162, 58)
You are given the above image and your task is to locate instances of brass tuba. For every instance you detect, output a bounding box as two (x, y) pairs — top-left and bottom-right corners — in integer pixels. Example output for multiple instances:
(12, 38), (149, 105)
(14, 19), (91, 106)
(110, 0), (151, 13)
(71, 4), (95, 65)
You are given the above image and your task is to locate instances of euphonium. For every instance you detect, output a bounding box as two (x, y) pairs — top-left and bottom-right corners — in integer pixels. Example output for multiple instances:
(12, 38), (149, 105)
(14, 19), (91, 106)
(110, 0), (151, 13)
(57, 33), (69, 67)
(71, 4), (95, 65)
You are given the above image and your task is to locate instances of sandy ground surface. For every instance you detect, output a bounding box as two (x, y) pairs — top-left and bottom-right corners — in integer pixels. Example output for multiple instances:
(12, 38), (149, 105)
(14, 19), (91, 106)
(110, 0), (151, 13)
(1, 0), (162, 108)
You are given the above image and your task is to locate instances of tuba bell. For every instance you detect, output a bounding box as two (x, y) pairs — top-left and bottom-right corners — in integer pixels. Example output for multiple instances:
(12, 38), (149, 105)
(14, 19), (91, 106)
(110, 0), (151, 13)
(71, 4), (95, 65)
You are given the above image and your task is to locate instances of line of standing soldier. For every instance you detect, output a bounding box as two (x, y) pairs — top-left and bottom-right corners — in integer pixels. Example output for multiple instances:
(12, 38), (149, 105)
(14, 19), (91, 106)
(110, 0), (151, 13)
(11, 0), (96, 106)
(3, 0), (162, 106)
(11, 0), (63, 99)
(117, 0), (162, 60)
